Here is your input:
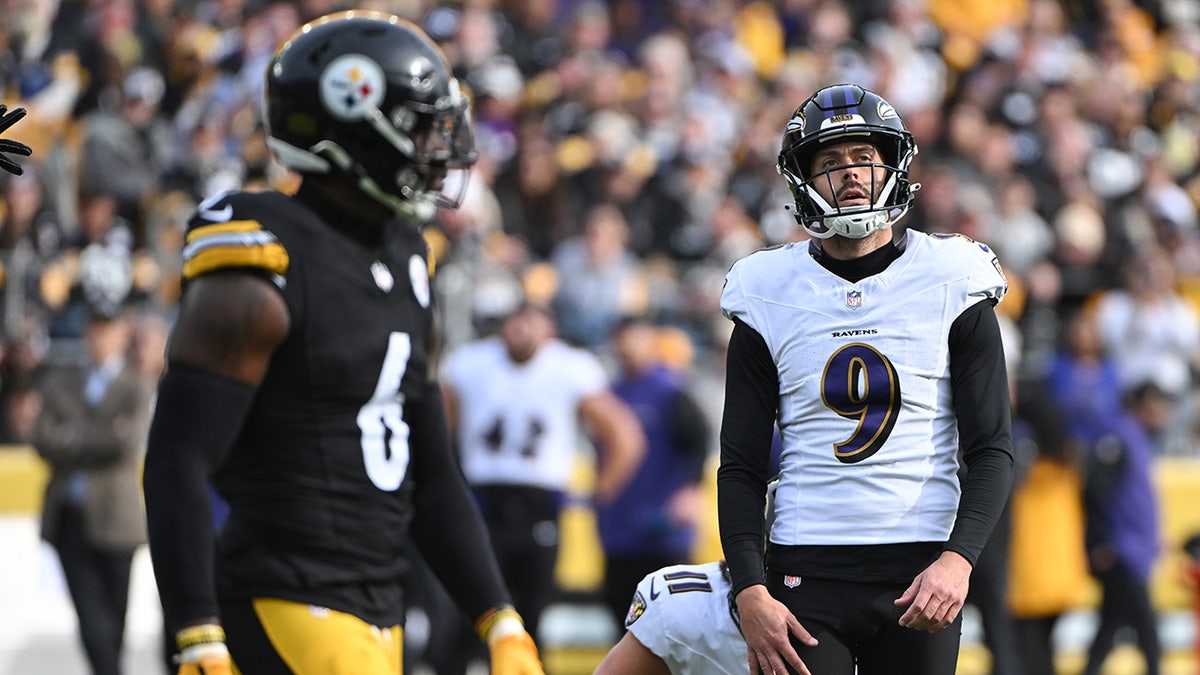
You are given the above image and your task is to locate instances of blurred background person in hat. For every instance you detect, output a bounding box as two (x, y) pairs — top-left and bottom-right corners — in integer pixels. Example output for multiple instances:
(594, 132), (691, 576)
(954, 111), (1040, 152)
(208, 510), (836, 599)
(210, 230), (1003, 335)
(29, 247), (152, 675)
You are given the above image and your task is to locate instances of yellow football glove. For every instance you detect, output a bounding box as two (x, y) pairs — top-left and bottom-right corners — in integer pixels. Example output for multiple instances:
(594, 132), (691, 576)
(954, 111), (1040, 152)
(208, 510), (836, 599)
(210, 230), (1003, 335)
(476, 607), (544, 675)
(175, 624), (233, 675)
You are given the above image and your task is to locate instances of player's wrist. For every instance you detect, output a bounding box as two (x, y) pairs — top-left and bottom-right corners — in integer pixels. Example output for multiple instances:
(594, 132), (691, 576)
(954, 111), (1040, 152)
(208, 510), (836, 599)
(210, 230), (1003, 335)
(175, 622), (228, 662)
(176, 623), (225, 649)
(476, 605), (526, 645)
(938, 546), (974, 569)
(178, 641), (229, 663)
(734, 582), (770, 602)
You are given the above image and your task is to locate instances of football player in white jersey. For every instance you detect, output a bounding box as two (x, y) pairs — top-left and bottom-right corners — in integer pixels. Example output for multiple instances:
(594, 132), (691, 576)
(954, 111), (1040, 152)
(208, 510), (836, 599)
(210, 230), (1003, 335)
(596, 480), (779, 675)
(594, 561), (747, 675)
(436, 301), (645, 667)
(717, 84), (1014, 675)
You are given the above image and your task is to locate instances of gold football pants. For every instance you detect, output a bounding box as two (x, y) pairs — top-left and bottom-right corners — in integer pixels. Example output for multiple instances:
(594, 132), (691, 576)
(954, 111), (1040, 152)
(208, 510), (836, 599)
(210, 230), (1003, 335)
(223, 598), (403, 674)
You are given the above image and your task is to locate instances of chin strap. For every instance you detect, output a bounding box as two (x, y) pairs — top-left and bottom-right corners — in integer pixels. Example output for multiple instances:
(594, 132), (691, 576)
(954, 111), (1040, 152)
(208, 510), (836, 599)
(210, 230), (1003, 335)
(356, 173), (438, 225)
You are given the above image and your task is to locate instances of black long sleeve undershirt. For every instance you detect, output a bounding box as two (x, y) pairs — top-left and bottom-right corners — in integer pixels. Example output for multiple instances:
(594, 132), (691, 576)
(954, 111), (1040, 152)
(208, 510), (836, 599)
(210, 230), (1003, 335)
(408, 382), (514, 622)
(717, 321), (781, 595)
(144, 364), (257, 632)
(944, 299), (1015, 566)
(718, 243), (1014, 595)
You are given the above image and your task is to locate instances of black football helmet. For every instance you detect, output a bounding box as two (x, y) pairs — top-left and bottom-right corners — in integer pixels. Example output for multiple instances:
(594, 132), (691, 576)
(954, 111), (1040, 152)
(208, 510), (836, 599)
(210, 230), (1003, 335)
(777, 84), (917, 239)
(265, 11), (476, 223)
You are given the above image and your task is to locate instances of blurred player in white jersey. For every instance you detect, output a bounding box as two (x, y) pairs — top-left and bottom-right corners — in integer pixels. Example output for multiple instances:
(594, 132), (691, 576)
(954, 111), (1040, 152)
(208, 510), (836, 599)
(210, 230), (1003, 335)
(718, 83), (1014, 675)
(431, 301), (644, 670)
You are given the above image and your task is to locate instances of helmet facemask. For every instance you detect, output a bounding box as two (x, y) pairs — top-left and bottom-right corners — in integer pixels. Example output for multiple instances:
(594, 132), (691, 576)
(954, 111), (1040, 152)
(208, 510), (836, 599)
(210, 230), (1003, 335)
(353, 85), (477, 222)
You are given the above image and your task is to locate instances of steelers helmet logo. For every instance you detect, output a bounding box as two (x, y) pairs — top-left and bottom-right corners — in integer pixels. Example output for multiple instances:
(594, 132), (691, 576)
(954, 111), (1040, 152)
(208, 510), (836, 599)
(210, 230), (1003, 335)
(319, 54), (387, 121)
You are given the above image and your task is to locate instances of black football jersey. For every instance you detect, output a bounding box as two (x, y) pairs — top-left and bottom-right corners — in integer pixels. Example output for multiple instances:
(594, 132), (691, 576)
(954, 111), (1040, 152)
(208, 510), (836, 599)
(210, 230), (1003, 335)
(182, 188), (436, 625)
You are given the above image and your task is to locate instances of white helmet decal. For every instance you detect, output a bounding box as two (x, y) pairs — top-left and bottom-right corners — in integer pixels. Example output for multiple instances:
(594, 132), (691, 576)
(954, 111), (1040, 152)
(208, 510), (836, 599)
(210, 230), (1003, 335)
(785, 111), (806, 134)
(320, 54), (387, 121)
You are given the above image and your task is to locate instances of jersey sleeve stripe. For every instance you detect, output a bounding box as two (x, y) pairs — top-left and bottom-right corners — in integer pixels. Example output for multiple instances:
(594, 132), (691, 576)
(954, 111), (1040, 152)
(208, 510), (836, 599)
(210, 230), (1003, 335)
(182, 220), (290, 279)
(183, 230), (280, 259)
(182, 243), (290, 279)
(667, 581), (713, 593)
(186, 220), (266, 243)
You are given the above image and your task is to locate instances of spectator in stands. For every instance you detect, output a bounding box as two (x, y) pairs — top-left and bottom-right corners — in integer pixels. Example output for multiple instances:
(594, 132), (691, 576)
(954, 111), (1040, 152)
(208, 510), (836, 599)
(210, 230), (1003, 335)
(1, 165), (64, 331)
(42, 189), (134, 339)
(1, 0), (85, 152)
(493, 113), (580, 259)
(0, 314), (48, 444)
(1045, 309), (1123, 426)
(77, 67), (174, 236)
(1093, 246), (1199, 454)
(1094, 246), (1198, 399)
(550, 202), (645, 347)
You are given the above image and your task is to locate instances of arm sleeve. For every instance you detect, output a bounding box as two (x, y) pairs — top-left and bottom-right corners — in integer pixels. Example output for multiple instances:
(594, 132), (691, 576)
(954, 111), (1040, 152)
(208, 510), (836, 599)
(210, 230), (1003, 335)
(670, 389), (711, 483)
(717, 319), (780, 596)
(945, 299), (1015, 566)
(143, 364), (257, 632)
(409, 381), (513, 622)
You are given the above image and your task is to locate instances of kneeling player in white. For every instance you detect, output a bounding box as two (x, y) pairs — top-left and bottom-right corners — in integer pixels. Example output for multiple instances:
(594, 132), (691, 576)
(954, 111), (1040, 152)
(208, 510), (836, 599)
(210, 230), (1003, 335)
(595, 561), (747, 675)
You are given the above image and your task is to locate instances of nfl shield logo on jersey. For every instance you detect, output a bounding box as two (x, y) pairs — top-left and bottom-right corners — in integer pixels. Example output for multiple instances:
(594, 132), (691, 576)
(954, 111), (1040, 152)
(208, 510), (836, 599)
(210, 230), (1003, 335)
(783, 575), (802, 588)
(846, 290), (862, 310)
(371, 261), (394, 293)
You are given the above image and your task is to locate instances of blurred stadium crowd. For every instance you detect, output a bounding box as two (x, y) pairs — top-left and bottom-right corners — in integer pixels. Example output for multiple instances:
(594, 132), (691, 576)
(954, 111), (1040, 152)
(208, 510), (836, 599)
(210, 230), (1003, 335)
(4, 0), (1200, 448)
(3, 0), (1200, 671)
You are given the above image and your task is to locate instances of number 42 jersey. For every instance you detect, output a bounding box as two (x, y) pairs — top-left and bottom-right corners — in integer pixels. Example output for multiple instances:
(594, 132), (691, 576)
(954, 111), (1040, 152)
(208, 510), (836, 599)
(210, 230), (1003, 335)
(182, 188), (440, 626)
(720, 230), (1007, 548)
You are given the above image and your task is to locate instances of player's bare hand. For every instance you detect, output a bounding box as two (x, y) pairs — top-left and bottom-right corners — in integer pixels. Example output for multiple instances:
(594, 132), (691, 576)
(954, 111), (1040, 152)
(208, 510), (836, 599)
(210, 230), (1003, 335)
(735, 584), (816, 675)
(894, 550), (972, 632)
